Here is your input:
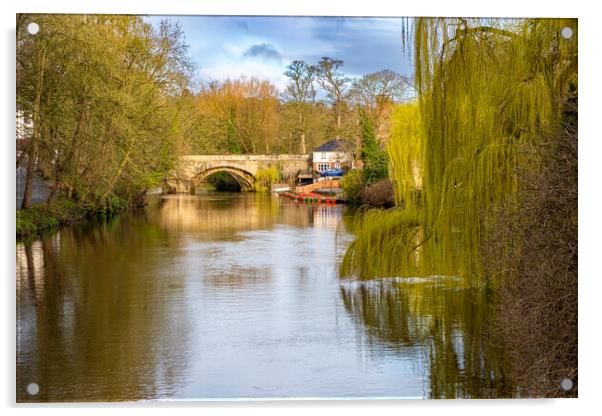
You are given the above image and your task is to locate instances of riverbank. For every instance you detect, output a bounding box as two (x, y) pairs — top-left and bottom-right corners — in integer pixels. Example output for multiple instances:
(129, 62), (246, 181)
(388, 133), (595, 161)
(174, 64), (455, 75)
(16, 195), (129, 240)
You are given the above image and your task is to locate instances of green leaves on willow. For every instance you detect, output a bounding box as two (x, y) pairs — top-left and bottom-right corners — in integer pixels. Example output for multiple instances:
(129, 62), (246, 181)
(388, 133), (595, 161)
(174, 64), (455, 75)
(341, 18), (578, 285)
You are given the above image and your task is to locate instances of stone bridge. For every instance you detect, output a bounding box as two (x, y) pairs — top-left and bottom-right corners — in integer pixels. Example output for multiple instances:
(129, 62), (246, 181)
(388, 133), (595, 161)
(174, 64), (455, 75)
(165, 154), (310, 193)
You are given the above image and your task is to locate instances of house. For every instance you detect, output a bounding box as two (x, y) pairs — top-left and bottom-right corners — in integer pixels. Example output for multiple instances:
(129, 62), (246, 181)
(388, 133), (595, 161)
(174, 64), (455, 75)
(16, 110), (33, 158)
(312, 139), (351, 174)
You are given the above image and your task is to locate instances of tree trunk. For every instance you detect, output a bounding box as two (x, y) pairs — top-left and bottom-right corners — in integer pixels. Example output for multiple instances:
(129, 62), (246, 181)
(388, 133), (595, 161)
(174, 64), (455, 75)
(21, 146), (37, 209)
(21, 44), (47, 209)
(16, 142), (29, 169)
(299, 112), (306, 154)
(46, 100), (86, 207)
(100, 141), (132, 204)
(336, 106), (341, 139)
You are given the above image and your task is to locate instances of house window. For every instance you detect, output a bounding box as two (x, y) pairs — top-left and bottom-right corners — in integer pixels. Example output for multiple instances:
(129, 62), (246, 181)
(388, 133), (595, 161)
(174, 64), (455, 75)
(318, 163), (329, 172)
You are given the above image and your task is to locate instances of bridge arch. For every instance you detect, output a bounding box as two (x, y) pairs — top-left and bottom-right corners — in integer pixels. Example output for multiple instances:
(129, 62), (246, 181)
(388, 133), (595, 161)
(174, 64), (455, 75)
(190, 166), (255, 191)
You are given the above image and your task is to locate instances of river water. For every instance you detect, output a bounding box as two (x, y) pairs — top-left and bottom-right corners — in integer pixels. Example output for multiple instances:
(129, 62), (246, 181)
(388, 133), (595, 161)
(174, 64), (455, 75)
(16, 192), (509, 401)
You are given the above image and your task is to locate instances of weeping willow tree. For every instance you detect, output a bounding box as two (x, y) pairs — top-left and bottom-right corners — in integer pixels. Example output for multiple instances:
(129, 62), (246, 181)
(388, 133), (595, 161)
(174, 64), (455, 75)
(341, 18), (578, 285)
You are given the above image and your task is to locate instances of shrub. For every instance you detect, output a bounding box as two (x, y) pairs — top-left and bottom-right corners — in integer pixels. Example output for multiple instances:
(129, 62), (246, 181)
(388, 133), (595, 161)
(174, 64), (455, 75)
(16, 210), (37, 237)
(340, 169), (364, 203)
(359, 179), (395, 207)
(254, 166), (279, 192)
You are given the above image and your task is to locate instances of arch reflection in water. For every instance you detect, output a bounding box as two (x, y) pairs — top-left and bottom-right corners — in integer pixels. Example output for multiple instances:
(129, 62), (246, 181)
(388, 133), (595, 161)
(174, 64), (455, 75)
(339, 276), (513, 398)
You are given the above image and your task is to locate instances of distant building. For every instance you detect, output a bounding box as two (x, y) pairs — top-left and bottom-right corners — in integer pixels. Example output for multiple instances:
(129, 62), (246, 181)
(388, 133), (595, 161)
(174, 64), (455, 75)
(16, 110), (33, 141)
(312, 139), (351, 174)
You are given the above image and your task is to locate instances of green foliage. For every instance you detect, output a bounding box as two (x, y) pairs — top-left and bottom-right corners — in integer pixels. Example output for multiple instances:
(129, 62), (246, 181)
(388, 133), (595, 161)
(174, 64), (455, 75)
(16, 197), (81, 238)
(485, 93), (578, 397)
(340, 169), (365, 203)
(16, 210), (38, 237)
(340, 208), (421, 279)
(254, 166), (279, 192)
(226, 111), (242, 153)
(15, 192), (132, 239)
(387, 103), (423, 208)
(17, 15), (192, 211)
(341, 18), (578, 286)
(359, 112), (388, 184)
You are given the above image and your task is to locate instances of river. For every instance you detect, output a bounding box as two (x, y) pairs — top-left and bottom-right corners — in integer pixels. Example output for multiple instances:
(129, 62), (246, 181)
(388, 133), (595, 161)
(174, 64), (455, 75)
(16, 192), (509, 401)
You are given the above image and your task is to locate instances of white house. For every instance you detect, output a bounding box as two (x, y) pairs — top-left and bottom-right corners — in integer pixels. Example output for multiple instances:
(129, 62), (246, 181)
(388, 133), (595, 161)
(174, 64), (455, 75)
(312, 139), (351, 173)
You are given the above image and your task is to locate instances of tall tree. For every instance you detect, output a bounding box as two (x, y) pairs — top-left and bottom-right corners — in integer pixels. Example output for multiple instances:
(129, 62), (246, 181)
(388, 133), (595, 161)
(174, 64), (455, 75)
(16, 15), (193, 210)
(350, 70), (410, 142)
(359, 110), (388, 185)
(195, 77), (279, 154)
(283, 60), (316, 153)
(314, 57), (350, 139)
(17, 15), (49, 209)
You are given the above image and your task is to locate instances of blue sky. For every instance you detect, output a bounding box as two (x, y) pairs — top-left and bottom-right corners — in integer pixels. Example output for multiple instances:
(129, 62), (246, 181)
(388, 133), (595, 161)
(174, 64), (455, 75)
(146, 15), (412, 91)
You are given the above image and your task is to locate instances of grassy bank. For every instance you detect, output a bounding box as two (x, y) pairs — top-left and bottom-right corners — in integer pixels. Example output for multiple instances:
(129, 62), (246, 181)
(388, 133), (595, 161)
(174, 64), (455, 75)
(16, 195), (128, 240)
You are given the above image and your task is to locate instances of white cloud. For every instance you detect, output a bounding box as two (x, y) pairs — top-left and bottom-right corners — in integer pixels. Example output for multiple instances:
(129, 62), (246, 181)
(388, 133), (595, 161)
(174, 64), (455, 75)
(197, 58), (291, 91)
(147, 15), (412, 91)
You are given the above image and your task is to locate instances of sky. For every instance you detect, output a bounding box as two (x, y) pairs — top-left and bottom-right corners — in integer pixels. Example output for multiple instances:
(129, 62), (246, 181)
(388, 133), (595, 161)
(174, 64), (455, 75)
(145, 15), (412, 92)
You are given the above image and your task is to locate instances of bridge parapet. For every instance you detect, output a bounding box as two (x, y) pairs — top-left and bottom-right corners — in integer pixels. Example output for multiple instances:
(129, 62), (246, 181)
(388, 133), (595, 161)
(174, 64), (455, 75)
(180, 154), (309, 162)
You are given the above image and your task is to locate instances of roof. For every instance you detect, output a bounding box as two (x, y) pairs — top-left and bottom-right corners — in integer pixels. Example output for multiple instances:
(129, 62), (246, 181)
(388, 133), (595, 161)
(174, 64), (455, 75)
(313, 139), (344, 152)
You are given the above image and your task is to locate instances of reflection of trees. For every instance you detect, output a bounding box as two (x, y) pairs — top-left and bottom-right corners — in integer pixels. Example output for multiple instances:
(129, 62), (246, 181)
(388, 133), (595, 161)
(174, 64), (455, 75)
(16, 193), (355, 401)
(279, 202), (345, 230)
(312, 205), (343, 229)
(16, 216), (192, 402)
(154, 192), (349, 234)
(204, 267), (273, 290)
(155, 194), (280, 235)
(340, 279), (512, 398)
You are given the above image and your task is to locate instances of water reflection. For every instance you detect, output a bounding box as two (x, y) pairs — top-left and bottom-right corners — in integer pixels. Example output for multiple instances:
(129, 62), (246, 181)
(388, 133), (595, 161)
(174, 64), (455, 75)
(151, 192), (342, 236)
(17, 192), (508, 401)
(340, 277), (511, 398)
(17, 216), (193, 401)
(16, 193), (360, 401)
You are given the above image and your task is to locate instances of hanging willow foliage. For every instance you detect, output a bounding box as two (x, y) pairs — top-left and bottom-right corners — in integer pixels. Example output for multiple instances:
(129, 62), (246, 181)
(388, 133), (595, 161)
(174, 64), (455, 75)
(341, 18), (577, 285)
(387, 103), (423, 208)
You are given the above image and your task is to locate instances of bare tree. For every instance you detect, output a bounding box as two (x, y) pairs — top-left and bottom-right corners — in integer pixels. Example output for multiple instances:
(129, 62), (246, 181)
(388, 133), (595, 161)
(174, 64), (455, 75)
(283, 60), (316, 153)
(350, 69), (411, 143)
(314, 57), (351, 137)
(350, 69), (410, 113)
(283, 60), (316, 103)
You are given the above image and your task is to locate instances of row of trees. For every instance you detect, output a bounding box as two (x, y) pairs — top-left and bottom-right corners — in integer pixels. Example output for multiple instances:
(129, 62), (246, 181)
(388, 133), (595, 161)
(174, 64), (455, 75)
(17, 15), (192, 210)
(17, 13), (411, 210)
(184, 59), (412, 158)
